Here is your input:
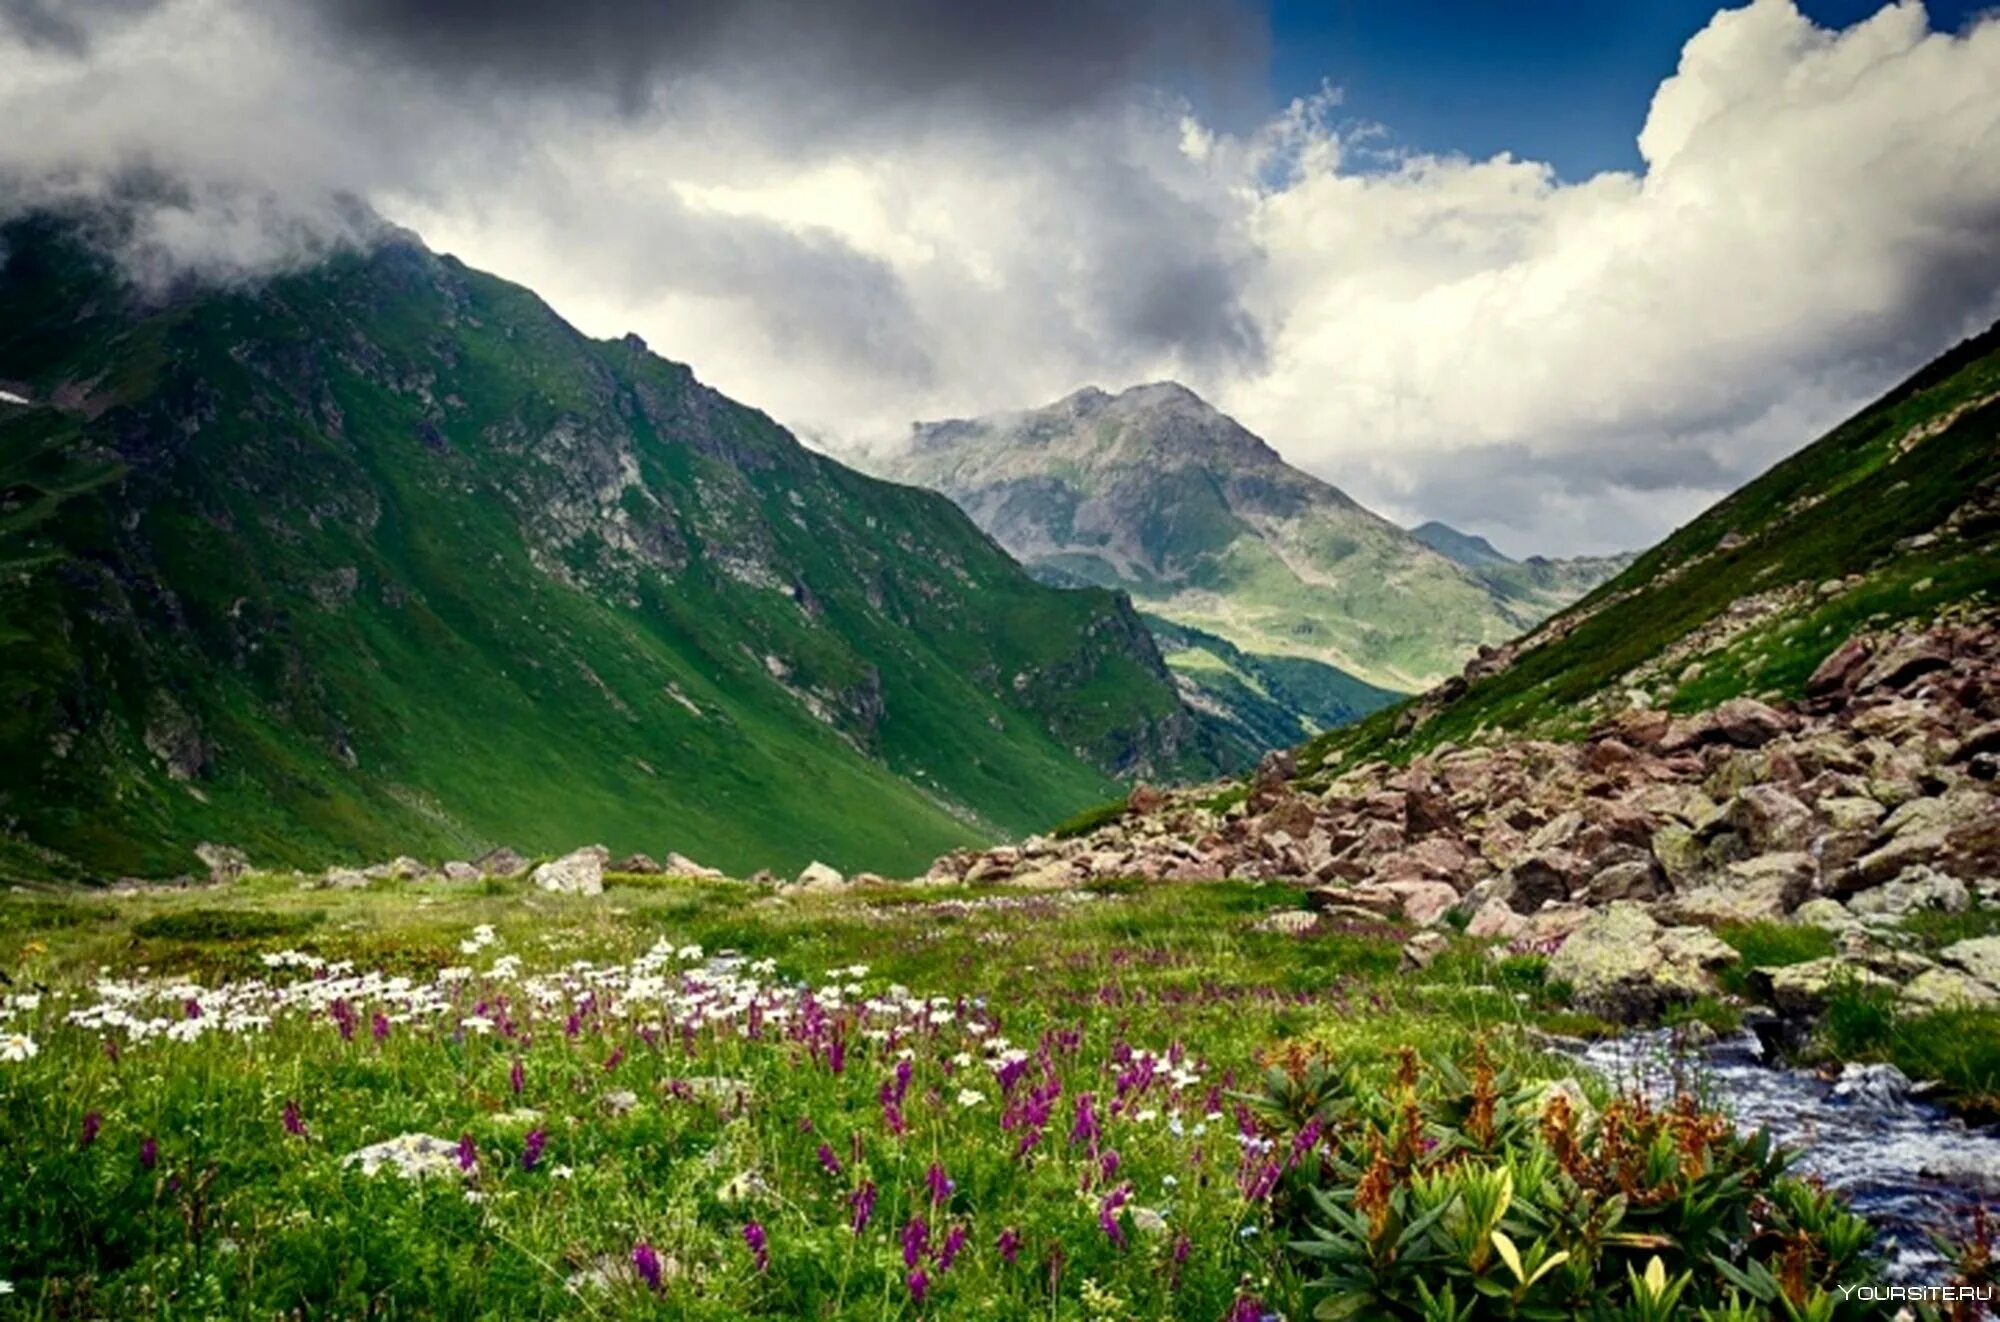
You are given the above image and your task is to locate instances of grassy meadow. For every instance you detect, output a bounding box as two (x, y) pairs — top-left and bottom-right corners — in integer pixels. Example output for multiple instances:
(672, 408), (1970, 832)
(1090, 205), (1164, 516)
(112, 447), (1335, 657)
(0, 872), (1967, 1318)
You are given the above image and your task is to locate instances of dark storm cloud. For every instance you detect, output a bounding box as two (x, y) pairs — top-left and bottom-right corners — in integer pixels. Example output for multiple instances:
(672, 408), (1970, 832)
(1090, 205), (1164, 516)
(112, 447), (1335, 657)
(304, 0), (1268, 126)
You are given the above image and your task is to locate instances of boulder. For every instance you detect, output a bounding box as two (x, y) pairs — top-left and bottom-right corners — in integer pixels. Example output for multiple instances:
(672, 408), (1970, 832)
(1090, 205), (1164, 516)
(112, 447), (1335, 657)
(1844, 866), (1971, 919)
(476, 847), (530, 879)
(1721, 786), (1815, 853)
(1546, 904), (1737, 1022)
(1940, 936), (2000, 988)
(612, 853), (664, 875)
(1400, 930), (1452, 972)
(665, 852), (726, 880)
(1790, 897), (1858, 930)
(322, 866), (370, 889)
(440, 860), (481, 883)
(1584, 859), (1661, 904)
(1382, 879), (1461, 927)
(1900, 967), (2000, 1012)
(1659, 852), (1813, 926)
(1661, 698), (1792, 752)
(1464, 897), (1527, 940)
(1806, 636), (1874, 697)
(532, 845), (608, 896)
(1494, 851), (1580, 914)
(1757, 958), (1893, 1018)
(790, 860), (848, 893)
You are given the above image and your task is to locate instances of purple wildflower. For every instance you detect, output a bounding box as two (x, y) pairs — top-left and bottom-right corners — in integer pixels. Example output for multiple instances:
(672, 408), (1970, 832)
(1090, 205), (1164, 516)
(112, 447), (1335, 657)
(849, 1179), (878, 1234)
(329, 999), (356, 1041)
(1069, 1093), (1100, 1148)
(139, 1136), (158, 1170)
(371, 1011), (391, 1042)
(996, 1226), (1022, 1265)
(632, 1240), (664, 1292)
(521, 1128), (547, 1171)
(457, 1132), (477, 1172)
(924, 1161), (953, 1206)
(509, 1057), (525, 1096)
(1098, 1183), (1132, 1250)
(906, 1268), (929, 1305)
(282, 1100), (307, 1138)
(901, 1216), (930, 1268)
(816, 1142), (843, 1177)
(1227, 1292), (1266, 1322)
(742, 1221), (769, 1273)
(938, 1224), (967, 1273)
(80, 1111), (102, 1149)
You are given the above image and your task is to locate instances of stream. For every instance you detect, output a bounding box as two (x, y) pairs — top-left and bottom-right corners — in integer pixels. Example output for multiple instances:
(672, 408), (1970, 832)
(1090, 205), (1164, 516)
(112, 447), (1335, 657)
(1575, 1029), (2000, 1285)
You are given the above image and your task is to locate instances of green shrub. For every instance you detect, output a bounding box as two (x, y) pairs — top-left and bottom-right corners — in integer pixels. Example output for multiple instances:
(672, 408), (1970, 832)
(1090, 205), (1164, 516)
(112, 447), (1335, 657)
(1262, 1043), (1879, 1320)
(131, 907), (323, 943)
(1050, 796), (1129, 839)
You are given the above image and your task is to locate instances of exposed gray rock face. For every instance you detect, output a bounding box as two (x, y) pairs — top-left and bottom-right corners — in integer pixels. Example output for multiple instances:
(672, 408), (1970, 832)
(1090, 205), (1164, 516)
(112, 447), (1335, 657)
(532, 845), (608, 895)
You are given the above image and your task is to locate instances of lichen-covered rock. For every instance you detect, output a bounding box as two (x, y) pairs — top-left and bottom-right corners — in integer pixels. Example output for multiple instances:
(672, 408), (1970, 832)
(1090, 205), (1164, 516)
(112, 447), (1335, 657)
(1658, 852), (1813, 926)
(1845, 866), (1970, 918)
(1940, 936), (2000, 988)
(1900, 967), (2000, 1012)
(1756, 958), (1893, 1017)
(1546, 904), (1736, 1022)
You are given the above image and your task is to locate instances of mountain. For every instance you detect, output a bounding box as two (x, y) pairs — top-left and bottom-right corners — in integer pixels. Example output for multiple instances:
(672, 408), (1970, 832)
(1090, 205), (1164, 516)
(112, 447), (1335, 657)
(1408, 520), (1511, 568)
(0, 214), (1224, 882)
(1411, 518), (1635, 625)
(1305, 317), (2000, 776)
(860, 383), (1612, 700)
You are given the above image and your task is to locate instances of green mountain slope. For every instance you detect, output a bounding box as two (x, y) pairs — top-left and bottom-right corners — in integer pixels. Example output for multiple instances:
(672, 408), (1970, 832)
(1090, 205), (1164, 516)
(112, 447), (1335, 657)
(1411, 519), (1635, 628)
(0, 216), (1220, 882)
(1143, 614), (1400, 751)
(860, 383), (1614, 696)
(1304, 320), (2000, 777)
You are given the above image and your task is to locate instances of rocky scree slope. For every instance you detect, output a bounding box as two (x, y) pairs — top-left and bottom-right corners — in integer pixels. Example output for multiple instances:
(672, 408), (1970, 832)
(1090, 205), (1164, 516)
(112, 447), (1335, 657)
(862, 383), (1625, 701)
(922, 613), (2000, 1031)
(0, 216), (1223, 882)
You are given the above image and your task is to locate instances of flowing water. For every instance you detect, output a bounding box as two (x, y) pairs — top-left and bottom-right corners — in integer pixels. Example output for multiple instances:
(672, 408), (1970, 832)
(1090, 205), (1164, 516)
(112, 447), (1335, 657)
(1575, 1029), (2000, 1285)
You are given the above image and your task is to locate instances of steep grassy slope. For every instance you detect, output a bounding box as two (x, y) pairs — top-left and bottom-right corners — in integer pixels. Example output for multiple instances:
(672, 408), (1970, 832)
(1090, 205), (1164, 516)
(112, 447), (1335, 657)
(862, 383), (1613, 695)
(0, 217), (1218, 881)
(1302, 321), (2000, 776)
(1144, 614), (1399, 750)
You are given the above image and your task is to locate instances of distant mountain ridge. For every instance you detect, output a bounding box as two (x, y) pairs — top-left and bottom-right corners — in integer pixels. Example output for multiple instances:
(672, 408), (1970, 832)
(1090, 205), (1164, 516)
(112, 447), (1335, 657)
(0, 215), (1227, 881)
(861, 383), (1626, 708)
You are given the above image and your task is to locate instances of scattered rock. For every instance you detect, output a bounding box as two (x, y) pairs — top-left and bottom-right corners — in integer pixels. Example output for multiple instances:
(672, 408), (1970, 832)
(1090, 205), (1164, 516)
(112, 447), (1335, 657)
(1400, 930), (1451, 971)
(612, 853), (663, 875)
(1546, 904), (1737, 1022)
(476, 847), (530, 879)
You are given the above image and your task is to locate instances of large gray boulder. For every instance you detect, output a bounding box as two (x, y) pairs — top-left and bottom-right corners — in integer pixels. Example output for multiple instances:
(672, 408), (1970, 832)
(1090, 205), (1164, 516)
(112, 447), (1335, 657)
(532, 845), (608, 896)
(1546, 903), (1738, 1022)
(1940, 936), (2000, 988)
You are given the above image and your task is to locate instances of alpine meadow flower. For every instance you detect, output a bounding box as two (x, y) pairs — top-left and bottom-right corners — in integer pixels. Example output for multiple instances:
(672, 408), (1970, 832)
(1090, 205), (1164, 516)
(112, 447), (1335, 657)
(521, 1128), (546, 1171)
(0, 1032), (37, 1062)
(632, 1240), (663, 1292)
(848, 1179), (878, 1234)
(742, 1221), (769, 1273)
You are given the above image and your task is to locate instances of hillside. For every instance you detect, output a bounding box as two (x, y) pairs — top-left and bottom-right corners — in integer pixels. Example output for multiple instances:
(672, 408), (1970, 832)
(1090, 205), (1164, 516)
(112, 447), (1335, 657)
(861, 384), (1619, 700)
(0, 215), (1222, 882)
(1303, 319), (2000, 776)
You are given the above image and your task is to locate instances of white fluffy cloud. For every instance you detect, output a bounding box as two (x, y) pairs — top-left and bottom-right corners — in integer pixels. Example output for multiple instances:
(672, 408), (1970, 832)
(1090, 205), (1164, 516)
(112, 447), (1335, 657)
(3, 0), (1998, 555)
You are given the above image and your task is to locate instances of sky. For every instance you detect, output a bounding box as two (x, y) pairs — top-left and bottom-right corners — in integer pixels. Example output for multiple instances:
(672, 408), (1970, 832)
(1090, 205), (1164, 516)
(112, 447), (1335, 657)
(2, 0), (1999, 556)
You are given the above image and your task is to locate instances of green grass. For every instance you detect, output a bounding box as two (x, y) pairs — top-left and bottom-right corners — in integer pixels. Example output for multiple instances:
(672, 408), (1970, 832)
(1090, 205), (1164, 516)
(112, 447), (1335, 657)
(1713, 921), (1837, 996)
(1818, 978), (2000, 1115)
(0, 875), (1649, 1318)
(1899, 907), (2000, 951)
